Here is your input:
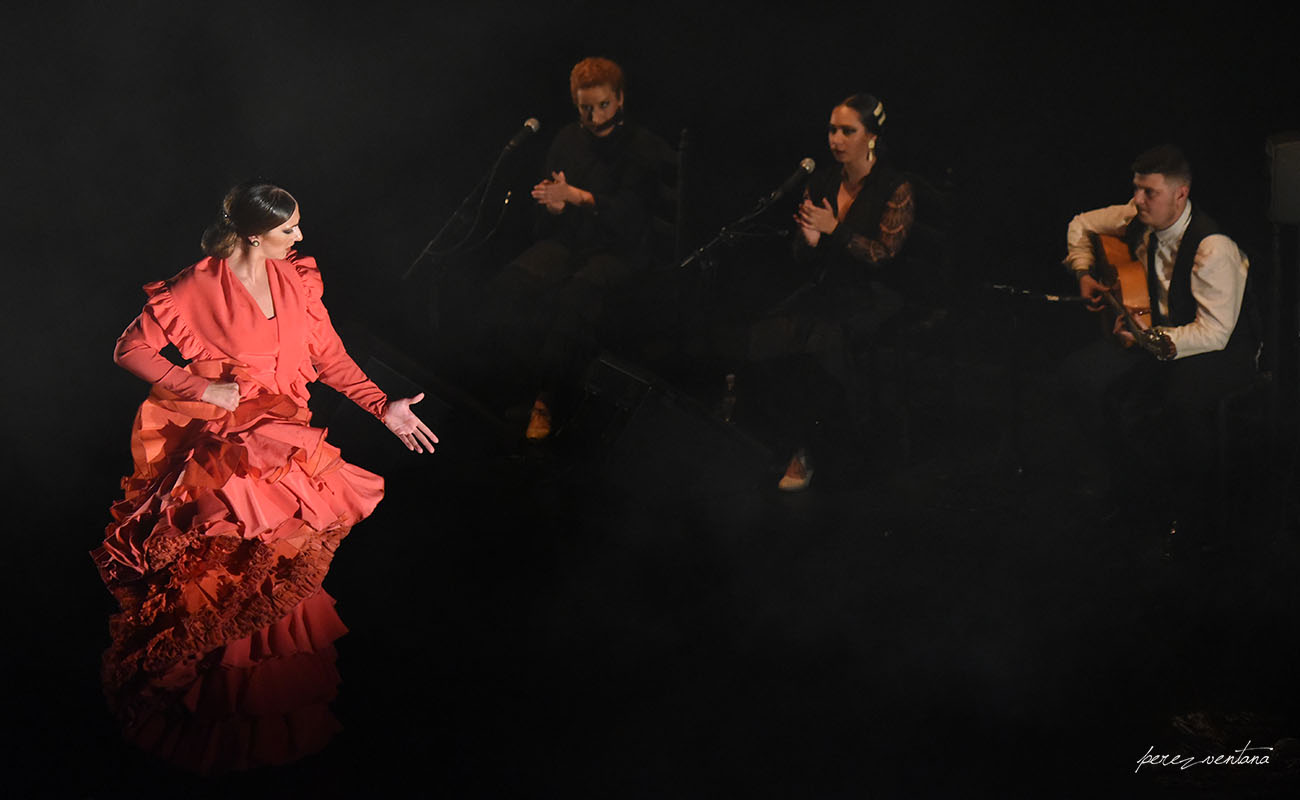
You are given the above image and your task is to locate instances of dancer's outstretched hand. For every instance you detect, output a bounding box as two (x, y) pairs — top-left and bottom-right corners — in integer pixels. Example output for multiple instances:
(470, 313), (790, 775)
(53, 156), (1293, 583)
(383, 393), (438, 453)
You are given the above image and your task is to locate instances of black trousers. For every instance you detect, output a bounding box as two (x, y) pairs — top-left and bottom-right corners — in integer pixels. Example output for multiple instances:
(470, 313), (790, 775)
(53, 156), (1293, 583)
(1058, 335), (1257, 519)
(706, 278), (903, 454)
(480, 239), (638, 405)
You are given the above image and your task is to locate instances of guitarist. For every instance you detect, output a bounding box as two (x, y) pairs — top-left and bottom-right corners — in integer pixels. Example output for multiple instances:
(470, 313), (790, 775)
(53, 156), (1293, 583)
(1060, 145), (1257, 550)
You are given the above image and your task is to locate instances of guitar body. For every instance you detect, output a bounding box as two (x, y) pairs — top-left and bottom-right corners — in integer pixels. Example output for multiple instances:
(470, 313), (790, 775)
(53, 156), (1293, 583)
(1089, 232), (1153, 333)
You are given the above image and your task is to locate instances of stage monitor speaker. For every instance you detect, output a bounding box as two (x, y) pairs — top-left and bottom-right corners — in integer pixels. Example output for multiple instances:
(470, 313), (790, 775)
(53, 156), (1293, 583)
(568, 354), (777, 501)
(1266, 132), (1300, 224)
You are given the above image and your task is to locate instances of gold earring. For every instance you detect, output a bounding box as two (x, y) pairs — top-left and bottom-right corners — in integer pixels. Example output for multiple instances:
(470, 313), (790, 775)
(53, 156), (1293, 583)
(251, 239), (260, 247)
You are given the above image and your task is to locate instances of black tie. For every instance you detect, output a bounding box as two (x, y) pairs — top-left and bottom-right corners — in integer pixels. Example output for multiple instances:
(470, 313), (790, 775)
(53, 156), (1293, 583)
(1145, 230), (1164, 326)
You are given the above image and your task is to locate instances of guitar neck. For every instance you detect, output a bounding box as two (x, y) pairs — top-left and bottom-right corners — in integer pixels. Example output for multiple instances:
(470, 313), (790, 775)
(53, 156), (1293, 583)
(1102, 291), (1164, 357)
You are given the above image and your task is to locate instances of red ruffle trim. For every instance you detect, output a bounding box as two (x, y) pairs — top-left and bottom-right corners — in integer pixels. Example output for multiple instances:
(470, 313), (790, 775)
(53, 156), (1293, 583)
(92, 382), (382, 773)
(139, 278), (207, 363)
(123, 590), (348, 774)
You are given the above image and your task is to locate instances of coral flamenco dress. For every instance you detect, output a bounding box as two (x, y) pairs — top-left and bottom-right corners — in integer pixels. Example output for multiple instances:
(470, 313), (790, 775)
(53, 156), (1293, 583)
(92, 252), (389, 773)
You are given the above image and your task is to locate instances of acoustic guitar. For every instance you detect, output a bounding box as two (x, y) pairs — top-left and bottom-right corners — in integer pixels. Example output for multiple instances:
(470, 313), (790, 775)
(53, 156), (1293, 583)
(1088, 232), (1174, 360)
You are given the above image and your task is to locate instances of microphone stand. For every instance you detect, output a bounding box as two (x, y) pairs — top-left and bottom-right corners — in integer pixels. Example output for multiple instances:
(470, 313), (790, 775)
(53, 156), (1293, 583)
(402, 148), (511, 282)
(678, 193), (788, 271)
(982, 279), (1088, 478)
(402, 139), (523, 333)
(983, 283), (1089, 304)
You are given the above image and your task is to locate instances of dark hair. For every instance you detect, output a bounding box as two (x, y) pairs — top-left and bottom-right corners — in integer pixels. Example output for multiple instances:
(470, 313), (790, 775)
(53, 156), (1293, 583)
(838, 93), (887, 135)
(1131, 145), (1192, 186)
(569, 57), (625, 104)
(200, 181), (298, 257)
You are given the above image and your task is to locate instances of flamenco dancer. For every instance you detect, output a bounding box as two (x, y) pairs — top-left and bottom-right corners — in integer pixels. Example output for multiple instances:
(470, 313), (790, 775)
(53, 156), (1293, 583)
(91, 181), (436, 772)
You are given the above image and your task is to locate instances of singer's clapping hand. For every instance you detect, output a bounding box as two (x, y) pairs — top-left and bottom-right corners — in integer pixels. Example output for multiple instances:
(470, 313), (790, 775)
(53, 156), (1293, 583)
(795, 213), (821, 246)
(798, 198), (839, 235)
(532, 171), (572, 213)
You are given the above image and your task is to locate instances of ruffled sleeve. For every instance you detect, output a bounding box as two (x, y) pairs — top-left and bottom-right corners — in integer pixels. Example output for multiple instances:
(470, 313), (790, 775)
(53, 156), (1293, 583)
(294, 257), (388, 420)
(114, 280), (212, 401)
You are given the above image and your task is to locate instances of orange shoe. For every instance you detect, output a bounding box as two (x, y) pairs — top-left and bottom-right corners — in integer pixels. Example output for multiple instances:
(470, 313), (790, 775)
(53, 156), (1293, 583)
(525, 398), (552, 441)
(777, 449), (813, 492)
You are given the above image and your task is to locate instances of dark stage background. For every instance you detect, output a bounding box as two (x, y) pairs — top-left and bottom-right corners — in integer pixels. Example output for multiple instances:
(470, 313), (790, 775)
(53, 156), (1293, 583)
(4, 1), (1300, 796)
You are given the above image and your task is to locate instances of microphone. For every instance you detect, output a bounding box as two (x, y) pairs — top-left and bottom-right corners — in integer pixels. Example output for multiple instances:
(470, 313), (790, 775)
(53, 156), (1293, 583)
(765, 158), (815, 204)
(505, 118), (541, 151)
(586, 107), (626, 135)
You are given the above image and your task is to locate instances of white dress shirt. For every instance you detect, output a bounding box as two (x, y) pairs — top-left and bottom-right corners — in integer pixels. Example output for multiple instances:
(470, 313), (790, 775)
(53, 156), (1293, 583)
(1064, 200), (1249, 359)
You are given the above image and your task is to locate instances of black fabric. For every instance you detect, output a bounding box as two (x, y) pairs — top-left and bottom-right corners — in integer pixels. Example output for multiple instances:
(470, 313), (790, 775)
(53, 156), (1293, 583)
(484, 240), (638, 401)
(707, 161), (912, 377)
(1167, 208), (1221, 327)
(798, 162), (907, 288)
(1124, 205), (1221, 327)
(533, 121), (663, 265)
(1059, 336), (1256, 524)
(1124, 205), (1259, 350)
(707, 161), (912, 458)
(1145, 230), (1161, 324)
(474, 121), (666, 415)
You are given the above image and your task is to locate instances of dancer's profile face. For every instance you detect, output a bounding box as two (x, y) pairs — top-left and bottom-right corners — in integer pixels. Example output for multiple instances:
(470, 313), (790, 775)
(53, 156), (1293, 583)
(257, 204), (303, 260)
(576, 84), (623, 137)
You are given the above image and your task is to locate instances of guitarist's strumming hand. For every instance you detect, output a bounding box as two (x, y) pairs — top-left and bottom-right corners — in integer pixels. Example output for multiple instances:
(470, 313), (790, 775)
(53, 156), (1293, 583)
(1077, 273), (1109, 311)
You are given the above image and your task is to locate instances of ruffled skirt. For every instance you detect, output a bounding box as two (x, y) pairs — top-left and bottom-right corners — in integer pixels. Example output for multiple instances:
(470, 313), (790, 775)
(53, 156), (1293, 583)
(92, 385), (383, 773)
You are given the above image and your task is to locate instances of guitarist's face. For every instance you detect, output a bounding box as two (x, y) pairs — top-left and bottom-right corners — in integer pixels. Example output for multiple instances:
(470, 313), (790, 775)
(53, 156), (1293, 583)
(1132, 172), (1189, 231)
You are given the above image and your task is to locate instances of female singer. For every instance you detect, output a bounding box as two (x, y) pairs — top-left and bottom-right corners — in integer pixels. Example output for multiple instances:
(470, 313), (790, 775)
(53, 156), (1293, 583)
(760, 93), (915, 490)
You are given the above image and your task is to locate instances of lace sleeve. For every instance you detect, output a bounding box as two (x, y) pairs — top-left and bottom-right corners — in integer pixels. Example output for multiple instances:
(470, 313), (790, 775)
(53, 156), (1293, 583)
(843, 181), (914, 264)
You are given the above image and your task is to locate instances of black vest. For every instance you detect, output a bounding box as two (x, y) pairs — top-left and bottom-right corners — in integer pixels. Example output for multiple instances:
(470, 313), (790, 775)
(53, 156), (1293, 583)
(1123, 205), (1259, 349)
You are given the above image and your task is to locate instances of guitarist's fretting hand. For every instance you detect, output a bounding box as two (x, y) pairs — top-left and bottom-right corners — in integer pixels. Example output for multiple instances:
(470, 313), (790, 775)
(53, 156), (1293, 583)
(1077, 273), (1108, 311)
(1112, 315), (1139, 347)
(1112, 316), (1177, 360)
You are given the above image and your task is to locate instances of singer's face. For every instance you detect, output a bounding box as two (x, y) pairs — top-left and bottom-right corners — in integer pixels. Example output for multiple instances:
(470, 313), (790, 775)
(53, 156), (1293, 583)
(257, 204), (303, 260)
(827, 105), (876, 165)
(576, 85), (622, 137)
